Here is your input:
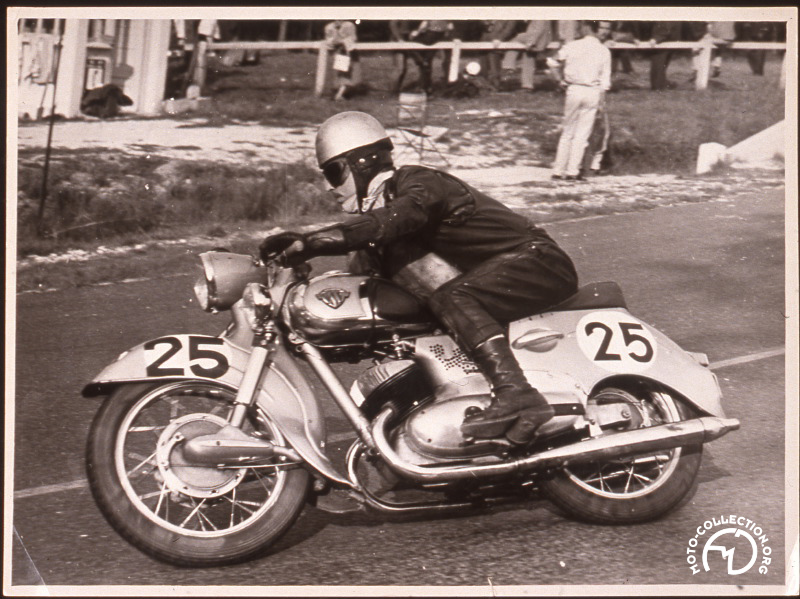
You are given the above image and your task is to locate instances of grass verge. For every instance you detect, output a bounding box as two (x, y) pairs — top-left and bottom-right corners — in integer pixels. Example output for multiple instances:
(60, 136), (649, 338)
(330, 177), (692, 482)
(17, 149), (338, 258)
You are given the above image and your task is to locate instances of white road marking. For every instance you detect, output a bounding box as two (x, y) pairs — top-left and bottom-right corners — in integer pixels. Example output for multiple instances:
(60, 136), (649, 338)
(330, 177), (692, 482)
(12, 347), (786, 501)
(14, 479), (89, 499)
(708, 347), (785, 370)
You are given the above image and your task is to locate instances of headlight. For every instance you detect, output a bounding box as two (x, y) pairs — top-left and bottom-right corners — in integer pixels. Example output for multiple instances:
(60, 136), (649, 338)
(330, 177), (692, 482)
(193, 275), (211, 311)
(194, 251), (267, 312)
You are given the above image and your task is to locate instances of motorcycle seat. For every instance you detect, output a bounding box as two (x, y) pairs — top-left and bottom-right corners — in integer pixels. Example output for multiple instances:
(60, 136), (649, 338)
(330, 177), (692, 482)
(547, 281), (627, 312)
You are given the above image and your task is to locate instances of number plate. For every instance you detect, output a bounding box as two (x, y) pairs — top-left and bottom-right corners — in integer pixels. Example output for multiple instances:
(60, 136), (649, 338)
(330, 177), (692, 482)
(143, 335), (231, 379)
(576, 311), (657, 373)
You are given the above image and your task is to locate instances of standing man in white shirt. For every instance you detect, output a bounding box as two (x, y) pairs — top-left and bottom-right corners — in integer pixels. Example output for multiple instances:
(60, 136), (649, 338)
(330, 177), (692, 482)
(549, 21), (612, 181)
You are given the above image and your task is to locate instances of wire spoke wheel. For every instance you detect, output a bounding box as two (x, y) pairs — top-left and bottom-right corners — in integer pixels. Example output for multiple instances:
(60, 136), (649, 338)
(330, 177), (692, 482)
(116, 382), (285, 536)
(542, 386), (702, 524)
(87, 382), (309, 566)
(564, 388), (680, 499)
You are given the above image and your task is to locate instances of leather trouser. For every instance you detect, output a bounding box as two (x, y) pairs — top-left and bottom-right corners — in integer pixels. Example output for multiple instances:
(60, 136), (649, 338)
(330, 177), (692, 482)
(428, 241), (578, 353)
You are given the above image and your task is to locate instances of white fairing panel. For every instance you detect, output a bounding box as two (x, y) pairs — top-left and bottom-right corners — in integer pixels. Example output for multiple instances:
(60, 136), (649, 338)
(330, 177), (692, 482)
(508, 308), (725, 417)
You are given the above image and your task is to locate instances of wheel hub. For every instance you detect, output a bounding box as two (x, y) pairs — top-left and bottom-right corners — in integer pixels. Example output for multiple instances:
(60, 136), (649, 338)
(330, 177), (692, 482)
(591, 388), (648, 430)
(567, 389), (679, 498)
(156, 413), (245, 498)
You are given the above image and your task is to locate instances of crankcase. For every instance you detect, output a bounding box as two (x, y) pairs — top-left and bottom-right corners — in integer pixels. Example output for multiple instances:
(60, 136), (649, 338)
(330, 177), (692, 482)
(404, 371), (584, 460)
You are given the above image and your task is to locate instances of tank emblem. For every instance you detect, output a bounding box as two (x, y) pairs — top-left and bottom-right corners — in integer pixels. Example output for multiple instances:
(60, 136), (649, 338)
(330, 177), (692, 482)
(316, 288), (351, 309)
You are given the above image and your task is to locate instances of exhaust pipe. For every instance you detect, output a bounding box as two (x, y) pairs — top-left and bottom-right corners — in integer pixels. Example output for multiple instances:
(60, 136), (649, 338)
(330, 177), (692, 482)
(371, 408), (739, 484)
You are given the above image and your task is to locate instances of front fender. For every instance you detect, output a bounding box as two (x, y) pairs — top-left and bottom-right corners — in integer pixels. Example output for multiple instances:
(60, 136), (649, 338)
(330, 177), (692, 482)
(83, 334), (350, 486)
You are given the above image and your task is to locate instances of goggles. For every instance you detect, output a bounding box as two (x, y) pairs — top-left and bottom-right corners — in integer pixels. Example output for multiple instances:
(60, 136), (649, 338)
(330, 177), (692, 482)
(321, 157), (350, 188)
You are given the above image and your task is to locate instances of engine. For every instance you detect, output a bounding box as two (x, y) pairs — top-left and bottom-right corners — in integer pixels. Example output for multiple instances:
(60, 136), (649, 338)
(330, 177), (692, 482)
(353, 349), (499, 462)
(351, 359), (434, 420)
(355, 336), (584, 462)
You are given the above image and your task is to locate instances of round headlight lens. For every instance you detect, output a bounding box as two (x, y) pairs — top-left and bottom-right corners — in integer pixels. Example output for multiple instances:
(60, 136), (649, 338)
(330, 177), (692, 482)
(193, 275), (211, 311)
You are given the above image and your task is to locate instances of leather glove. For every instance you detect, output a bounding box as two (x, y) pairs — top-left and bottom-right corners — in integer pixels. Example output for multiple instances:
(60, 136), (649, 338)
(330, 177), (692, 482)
(259, 231), (307, 264)
(259, 226), (350, 265)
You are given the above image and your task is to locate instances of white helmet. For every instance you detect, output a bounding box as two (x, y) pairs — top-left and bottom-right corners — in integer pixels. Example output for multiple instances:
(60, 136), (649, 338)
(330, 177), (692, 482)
(315, 111), (391, 167)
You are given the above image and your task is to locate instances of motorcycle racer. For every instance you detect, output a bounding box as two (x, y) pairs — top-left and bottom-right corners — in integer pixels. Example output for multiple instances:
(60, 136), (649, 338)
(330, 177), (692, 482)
(260, 111), (579, 444)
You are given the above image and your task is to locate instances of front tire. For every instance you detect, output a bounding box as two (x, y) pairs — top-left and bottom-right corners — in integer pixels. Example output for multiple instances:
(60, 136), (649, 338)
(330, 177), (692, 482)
(86, 382), (310, 566)
(541, 386), (702, 524)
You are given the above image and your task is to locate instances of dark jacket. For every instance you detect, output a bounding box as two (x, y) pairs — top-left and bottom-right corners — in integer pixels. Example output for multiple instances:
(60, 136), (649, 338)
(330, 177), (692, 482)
(340, 166), (558, 273)
(651, 21), (682, 43)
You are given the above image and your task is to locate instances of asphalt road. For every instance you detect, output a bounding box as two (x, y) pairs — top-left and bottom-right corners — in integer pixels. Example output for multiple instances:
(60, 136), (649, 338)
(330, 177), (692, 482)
(11, 190), (788, 590)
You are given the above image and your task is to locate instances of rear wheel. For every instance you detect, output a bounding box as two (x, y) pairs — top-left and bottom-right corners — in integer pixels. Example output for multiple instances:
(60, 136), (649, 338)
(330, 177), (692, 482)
(86, 382), (310, 566)
(541, 386), (702, 524)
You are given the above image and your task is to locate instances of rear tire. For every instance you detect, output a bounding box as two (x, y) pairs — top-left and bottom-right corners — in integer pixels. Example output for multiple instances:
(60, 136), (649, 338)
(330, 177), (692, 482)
(86, 382), (310, 566)
(541, 386), (702, 525)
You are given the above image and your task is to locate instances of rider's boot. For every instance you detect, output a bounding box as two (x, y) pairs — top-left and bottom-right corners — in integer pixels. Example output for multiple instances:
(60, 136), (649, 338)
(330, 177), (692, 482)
(461, 335), (555, 445)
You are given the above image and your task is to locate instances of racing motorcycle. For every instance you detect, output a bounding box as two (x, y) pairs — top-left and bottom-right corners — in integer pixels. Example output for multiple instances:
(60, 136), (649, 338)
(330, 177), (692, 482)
(84, 248), (740, 567)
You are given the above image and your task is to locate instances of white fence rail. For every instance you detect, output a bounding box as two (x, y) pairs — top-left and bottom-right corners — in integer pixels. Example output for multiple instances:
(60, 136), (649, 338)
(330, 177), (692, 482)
(203, 39), (788, 95)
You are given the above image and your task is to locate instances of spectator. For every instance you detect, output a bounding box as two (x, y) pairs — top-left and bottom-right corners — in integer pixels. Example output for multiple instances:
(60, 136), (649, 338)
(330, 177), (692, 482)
(583, 22), (615, 175)
(737, 21), (776, 76)
(198, 19), (220, 45)
(324, 20), (362, 101)
(389, 20), (419, 94)
(408, 20), (454, 94)
(549, 21), (611, 181)
(218, 20), (261, 66)
(604, 21), (638, 75)
(501, 20), (551, 91)
(648, 21), (681, 90)
(480, 20), (519, 89)
(685, 20), (710, 82)
(556, 20), (581, 43)
(688, 21), (735, 82)
(708, 21), (737, 77)
(183, 19), (221, 96)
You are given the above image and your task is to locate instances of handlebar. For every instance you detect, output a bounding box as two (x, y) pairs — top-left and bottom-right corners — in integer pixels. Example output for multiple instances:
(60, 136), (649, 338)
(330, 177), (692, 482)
(259, 251), (312, 281)
(259, 237), (306, 266)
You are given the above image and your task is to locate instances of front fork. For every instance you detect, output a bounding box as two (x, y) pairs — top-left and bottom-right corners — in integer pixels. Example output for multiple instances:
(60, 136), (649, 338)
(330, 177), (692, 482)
(228, 320), (279, 429)
(226, 317), (377, 452)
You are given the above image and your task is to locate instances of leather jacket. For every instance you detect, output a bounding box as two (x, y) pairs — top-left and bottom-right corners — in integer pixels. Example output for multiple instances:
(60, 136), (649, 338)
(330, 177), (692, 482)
(338, 165), (558, 274)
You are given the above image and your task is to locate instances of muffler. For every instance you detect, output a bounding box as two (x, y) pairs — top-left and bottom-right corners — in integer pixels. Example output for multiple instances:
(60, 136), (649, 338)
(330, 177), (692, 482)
(182, 424), (301, 466)
(371, 408), (739, 484)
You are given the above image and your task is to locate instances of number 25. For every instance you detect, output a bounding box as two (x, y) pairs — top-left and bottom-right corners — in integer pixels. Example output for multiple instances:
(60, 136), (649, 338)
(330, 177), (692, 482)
(584, 322), (654, 363)
(144, 336), (229, 378)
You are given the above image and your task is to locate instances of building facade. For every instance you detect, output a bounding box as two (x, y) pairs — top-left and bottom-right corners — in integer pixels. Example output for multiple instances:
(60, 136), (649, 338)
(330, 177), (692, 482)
(16, 18), (171, 120)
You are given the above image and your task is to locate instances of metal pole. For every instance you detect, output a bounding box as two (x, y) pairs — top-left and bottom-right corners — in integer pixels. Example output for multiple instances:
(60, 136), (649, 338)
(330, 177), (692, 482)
(36, 21), (65, 238)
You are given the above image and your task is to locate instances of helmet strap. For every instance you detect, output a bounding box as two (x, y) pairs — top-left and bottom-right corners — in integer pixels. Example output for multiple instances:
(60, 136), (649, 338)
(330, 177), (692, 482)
(345, 140), (394, 210)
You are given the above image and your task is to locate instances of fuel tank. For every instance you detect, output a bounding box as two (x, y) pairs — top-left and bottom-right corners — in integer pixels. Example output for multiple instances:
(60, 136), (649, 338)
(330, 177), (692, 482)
(283, 272), (436, 346)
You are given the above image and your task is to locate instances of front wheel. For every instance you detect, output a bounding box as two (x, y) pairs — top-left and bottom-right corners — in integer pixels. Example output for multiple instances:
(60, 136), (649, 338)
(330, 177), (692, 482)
(541, 386), (702, 524)
(86, 382), (310, 566)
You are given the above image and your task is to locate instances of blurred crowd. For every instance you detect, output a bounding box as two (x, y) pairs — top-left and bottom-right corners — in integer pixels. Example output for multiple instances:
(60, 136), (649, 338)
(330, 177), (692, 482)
(170, 19), (786, 99)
